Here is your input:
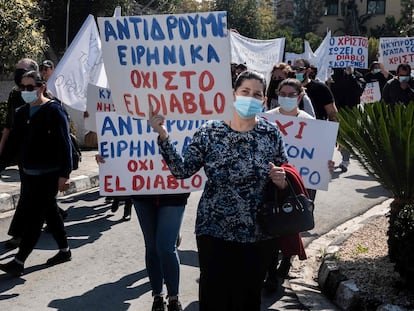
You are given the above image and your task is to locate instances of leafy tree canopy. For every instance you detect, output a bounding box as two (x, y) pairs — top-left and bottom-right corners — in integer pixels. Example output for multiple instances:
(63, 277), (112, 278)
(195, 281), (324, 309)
(0, 0), (48, 74)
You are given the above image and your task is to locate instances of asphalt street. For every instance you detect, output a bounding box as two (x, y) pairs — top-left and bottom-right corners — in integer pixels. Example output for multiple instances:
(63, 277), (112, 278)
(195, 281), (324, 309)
(0, 149), (390, 310)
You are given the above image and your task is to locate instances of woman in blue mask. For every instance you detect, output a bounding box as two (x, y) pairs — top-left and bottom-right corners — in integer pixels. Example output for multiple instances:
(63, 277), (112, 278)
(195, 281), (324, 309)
(0, 70), (72, 276)
(149, 70), (289, 311)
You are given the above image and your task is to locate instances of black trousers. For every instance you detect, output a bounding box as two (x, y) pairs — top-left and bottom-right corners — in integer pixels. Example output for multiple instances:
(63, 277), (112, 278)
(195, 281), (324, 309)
(15, 171), (68, 263)
(196, 235), (278, 311)
(8, 169), (65, 237)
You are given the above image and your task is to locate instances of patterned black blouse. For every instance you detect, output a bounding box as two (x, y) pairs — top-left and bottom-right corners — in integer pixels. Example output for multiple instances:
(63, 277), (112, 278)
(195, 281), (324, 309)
(158, 118), (288, 243)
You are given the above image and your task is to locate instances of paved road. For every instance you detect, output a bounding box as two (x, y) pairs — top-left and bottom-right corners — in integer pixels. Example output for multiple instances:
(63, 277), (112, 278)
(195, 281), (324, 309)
(0, 150), (390, 310)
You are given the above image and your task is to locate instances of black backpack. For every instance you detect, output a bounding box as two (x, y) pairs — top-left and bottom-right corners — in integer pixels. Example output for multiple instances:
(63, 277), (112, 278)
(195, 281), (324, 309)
(70, 133), (82, 170)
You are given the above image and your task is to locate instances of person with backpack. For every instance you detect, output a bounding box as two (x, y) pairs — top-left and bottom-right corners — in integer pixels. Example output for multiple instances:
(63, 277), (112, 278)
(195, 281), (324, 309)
(0, 71), (73, 276)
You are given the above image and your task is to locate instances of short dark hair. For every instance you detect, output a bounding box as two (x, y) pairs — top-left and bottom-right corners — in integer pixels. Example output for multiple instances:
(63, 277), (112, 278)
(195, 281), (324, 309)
(396, 63), (411, 74)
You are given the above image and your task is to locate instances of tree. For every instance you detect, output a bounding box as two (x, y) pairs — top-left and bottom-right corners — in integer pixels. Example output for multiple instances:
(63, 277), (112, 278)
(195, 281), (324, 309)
(292, 0), (324, 39)
(337, 102), (414, 285)
(213, 0), (260, 38)
(370, 16), (400, 38)
(399, 0), (414, 36)
(257, 0), (278, 39)
(0, 0), (48, 75)
(337, 0), (372, 35)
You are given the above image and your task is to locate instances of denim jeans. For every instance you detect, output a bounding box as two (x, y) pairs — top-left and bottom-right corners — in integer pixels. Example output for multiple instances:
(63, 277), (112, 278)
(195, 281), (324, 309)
(132, 198), (185, 297)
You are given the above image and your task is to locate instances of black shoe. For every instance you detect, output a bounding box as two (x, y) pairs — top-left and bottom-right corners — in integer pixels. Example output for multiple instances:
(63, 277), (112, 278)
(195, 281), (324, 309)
(277, 257), (291, 278)
(4, 237), (21, 249)
(46, 250), (72, 266)
(0, 260), (24, 276)
(168, 300), (183, 311)
(176, 234), (182, 248)
(111, 200), (120, 213)
(122, 200), (132, 221)
(152, 296), (166, 311)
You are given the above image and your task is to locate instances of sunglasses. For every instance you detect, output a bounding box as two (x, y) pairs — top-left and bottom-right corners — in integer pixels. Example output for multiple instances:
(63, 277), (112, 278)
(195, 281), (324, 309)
(291, 66), (307, 71)
(19, 84), (37, 91)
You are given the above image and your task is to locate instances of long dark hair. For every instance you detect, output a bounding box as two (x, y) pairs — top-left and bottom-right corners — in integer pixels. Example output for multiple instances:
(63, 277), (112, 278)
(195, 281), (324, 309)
(234, 70), (267, 94)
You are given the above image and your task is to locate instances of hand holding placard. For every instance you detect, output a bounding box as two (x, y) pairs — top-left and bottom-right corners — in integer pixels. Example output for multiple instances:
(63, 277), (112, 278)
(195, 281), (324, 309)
(149, 104), (169, 141)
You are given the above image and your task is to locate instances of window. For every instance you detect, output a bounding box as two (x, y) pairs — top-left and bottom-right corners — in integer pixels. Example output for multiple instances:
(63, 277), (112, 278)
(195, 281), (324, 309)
(324, 0), (339, 15)
(367, 0), (386, 14)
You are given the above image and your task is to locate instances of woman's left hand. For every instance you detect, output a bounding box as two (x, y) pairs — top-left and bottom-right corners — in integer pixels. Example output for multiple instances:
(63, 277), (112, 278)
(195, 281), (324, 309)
(269, 162), (287, 189)
(58, 177), (70, 192)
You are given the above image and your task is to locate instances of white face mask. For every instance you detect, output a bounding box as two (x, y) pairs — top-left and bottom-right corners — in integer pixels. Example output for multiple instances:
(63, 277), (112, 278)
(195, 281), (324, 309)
(278, 96), (298, 112)
(21, 90), (38, 103)
(373, 69), (381, 74)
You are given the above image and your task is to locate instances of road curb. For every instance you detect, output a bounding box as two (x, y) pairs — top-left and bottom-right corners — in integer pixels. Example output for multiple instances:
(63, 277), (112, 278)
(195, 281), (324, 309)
(313, 199), (406, 311)
(0, 174), (100, 213)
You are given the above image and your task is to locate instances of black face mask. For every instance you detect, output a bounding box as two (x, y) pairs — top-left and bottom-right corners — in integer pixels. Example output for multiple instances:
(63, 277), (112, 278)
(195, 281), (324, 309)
(14, 68), (27, 86)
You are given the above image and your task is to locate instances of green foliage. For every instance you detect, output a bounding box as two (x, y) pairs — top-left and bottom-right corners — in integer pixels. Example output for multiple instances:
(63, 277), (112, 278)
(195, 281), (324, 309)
(257, 0), (278, 39)
(367, 37), (379, 65)
(274, 28), (304, 54)
(370, 16), (400, 38)
(337, 101), (414, 282)
(399, 0), (414, 36)
(337, 102), (414, 200)
(0, 101), (7, 131)
(352, 244), (368, 256)
(213, 0), (260, 38)
(336, 0), (372, 35)
(304, 32), (323, 52)
(0, 0), (48, 74)
(292, 0), (324, 38)
(388, 202), (414, 284)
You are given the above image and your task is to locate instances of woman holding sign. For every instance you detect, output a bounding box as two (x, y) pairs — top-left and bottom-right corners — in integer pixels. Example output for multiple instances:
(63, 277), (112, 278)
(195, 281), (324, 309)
(150, 70), (288, 311)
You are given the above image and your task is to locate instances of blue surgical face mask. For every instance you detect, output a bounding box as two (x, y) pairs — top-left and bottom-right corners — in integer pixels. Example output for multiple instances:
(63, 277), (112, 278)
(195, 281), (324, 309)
(278, 96), (298, 112)
(233, 96), (263, 119)
(295, 73), (304, 82)
(21, 90), (38, 103)
(399, 76), (410, 83)
(373, 69), (381, 74)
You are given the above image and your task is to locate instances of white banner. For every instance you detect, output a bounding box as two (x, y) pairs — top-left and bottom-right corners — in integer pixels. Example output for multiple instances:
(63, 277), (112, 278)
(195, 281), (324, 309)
(47, 15), (108, 111)
(97, 112), (207, 195)
(230, 31), (285, 84)
(98, 12), (233, 120)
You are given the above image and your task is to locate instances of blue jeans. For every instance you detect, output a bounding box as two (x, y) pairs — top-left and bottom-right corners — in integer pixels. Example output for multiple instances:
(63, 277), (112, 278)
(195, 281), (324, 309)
(132, 198), (185, 297)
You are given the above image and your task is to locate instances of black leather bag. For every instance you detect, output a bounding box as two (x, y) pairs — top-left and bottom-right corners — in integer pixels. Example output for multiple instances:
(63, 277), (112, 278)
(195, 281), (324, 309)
(257, 178), (314, 237)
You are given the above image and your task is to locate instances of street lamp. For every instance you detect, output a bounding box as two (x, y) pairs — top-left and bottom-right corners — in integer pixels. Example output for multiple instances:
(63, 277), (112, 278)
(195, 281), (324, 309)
(65, 0), (70, 50)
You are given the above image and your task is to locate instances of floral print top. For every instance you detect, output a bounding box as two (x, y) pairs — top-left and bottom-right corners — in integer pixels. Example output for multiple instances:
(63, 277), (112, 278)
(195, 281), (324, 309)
(158, 118), (288, 243)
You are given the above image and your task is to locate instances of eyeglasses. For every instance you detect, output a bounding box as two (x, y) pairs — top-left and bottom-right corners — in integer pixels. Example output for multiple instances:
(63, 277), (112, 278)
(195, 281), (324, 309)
(278, 92), (298, 98)
(19, 84), (37, 91)
(291, 66), (307, 72)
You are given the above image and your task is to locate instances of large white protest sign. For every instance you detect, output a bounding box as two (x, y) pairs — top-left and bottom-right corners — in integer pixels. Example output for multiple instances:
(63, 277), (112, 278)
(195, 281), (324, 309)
(230, 31), (284, 85)
(360, 81), (381, 104)
(47, 15), (108, 111)
(97, 112), (207, 195)
(85, 84), (116, 132)
(379, 37), (414, 71)
(97, 12), (233, 120)
(327, 36), (368, 69)
(259, 113), (338, 190)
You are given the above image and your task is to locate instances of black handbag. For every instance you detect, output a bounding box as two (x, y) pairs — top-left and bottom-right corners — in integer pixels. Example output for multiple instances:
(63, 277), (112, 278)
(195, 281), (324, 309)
(257, 178), (315, 237)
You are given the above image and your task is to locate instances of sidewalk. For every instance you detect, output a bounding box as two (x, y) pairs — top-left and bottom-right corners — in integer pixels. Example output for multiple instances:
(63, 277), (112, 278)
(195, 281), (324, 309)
(0, 150), (100, 213)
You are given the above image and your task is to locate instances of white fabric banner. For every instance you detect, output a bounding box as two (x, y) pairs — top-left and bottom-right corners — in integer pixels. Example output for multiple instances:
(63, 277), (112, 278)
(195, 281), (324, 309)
(230, 31), (285, 84)
(47, 15), (108, 111)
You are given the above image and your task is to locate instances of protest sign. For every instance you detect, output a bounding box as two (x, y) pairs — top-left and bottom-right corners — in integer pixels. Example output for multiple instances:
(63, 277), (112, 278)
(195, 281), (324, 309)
(327, 36), (368, 69)
(97, 12), (233, 120)
(379, 37), (414, 71)
(230, 31), (284, 85)
(96, 112), (207, 195)
(85, 84), (116, 132)
(259, 113), (338, 190)
(360, 81), (381, 104)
